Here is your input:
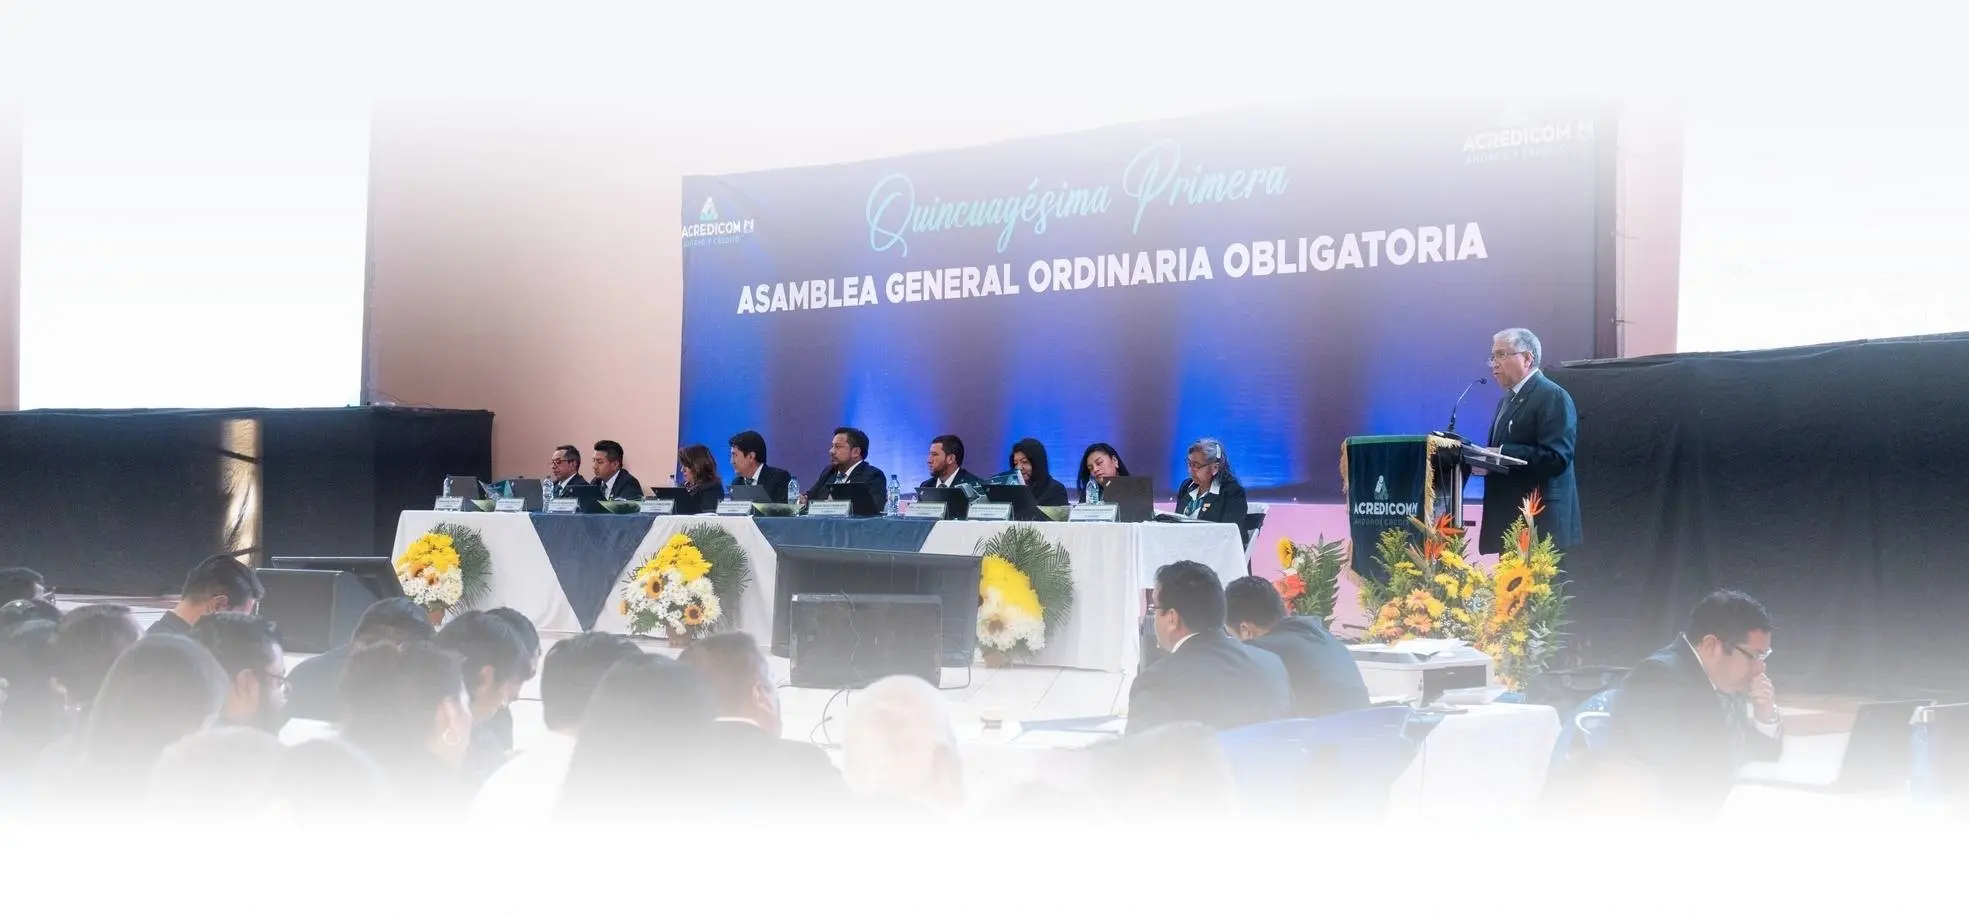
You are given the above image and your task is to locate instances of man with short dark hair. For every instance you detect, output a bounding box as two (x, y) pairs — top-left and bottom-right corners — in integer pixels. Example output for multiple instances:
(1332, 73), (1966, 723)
(1126, 561), (1289, 736)
(189, 612), (289, 734)
(471, 632), (642, 822)
(286, 598), (436, 722)
(52, 604), (142, 717)
(920, 434), (984, 492)
(149, 555), (264, 635)
(434, 609), (533, 782)
(1608, 590), (1783, 816)
(1225, 575), (1369, 720)
(681, 632), (844, 808)
(802, 426), (886, 514)
(728, 430), (793, 503)
(547, 444), (588, 499)
(591, 439), (644, 501)
(0, 567), (48, 604)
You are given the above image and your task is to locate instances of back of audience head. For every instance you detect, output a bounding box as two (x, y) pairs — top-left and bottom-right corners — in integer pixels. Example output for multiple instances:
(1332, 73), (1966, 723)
(679, 631), (781, 735)
(1, 597), (61, 635)
(179, 554), (265, 617)
(1224, 575), (1289, 641)
(339, 641), (471, 770)
(841, 675), (963, 815)
(540, 632), (642, 734)
(147, 725), (285, 821)
(53, 604), (142, 714)
(0, 567), (48, 604)
(266, 737), (388, 822)
(78, 634), (230, 792)
(559, 654), (713, 818)
(433, 609), (532, 720)
(189, 612), (289, 734)
(0, 620), (66, 764)
(484, 606), (542, 679)
(1152, 561), (1227, 649)
(351, 597), (436, 648)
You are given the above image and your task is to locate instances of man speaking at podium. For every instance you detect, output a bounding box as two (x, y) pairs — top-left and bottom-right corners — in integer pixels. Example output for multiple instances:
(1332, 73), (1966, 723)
(1479, 328), (1582, 554)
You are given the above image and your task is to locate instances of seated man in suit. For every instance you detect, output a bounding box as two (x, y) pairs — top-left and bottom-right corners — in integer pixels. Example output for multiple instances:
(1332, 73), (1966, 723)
(801, 426), (886, 514)
(920, 434), (984, 495)
(1224, 575), (1369, 719)
(1127, 561), (1289, 736)
(1478, 327), (1582, 554)
(148, 554), (264, 636)
(1175, 438), (1256, 546)
(680, 632), (845, 813)
(590, 439), (644, 501)
(727, 429), (792, 503)
(1607, 590), (1782, 817)
(545, 444), (587, 499)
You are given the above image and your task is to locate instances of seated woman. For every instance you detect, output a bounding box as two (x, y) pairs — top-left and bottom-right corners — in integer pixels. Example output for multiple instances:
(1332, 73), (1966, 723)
(677, 443), (726, 515)
(1075, 442), (1131, 504)
(1175, 438), (1254, 543)
(1007, 438), (1071, 509)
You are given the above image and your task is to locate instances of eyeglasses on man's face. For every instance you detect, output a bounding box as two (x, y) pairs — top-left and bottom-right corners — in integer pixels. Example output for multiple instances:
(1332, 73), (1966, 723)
(1727, 642), (1773, 663)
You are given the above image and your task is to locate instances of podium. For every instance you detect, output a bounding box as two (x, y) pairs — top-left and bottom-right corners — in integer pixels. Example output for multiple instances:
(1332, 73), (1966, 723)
(1340, 434), (1524, 581)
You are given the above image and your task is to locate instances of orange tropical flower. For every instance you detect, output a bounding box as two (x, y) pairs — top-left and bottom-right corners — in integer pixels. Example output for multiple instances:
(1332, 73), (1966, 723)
(1422, 538), (1444, 563)
(1515, 526), (1533, 557)
(1522, 489), (1545, 519)
(1273, 574), (1307, 601)
(1433, 513), (1459, 540)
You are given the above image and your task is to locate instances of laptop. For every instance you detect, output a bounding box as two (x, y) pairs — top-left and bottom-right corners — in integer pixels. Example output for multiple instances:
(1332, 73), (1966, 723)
(1097, 476), (1155, 523)
(1740, 698), (1930, 792)
(728, 483), (771, 504)
(562, 483), (607, 514)
(647, 486), (693, 514)
(985, 484), (1043, 522)
(823, 482), (881, 517)
(915, 485), (970, 520)
(501, 477), (545, 511)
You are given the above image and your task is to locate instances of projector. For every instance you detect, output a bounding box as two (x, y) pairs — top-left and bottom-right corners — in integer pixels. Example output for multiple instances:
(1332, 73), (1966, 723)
(1348, 641), (1493, 704)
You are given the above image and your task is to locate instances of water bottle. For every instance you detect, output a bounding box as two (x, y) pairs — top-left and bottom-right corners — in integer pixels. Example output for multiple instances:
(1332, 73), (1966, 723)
(442, 477), (453, 497)
(787, 476), (800, 504)
(885, 474), (901, 516)
(1085, 480), (1102, 505)
(1911, 705), (1939, 805)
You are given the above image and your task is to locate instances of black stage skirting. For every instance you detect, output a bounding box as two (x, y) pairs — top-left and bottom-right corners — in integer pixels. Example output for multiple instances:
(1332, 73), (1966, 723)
(1549, 334), (1969, 697)
(0, 407), (492, 596)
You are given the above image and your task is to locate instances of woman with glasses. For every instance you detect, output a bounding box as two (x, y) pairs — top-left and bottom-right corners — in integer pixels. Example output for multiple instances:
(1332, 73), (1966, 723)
(1174, 438), (1254, 544)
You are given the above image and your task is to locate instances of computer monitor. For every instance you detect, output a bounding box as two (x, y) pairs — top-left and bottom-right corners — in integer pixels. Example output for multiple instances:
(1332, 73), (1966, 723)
(823, 482), (882, 517)
(647, 486), (693, 514)
(770, 545), (981, 668)
(787, 593), (943, 688)
(264, 556), (407, 652)
(985, 484), (1043, 522)
(913, 485), (970, 520)
(1098, 476), (1156, 523)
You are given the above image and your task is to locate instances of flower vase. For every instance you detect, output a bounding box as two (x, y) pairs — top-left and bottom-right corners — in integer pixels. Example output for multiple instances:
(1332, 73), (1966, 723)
(667, 626), (697, 649)
(982, 649), (1011, 669)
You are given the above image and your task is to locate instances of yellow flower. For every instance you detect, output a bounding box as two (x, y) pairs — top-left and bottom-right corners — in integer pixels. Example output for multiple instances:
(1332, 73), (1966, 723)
(1452, 609), (1472, 624)
(980, 556), (1043, 620)
(619, 599), (630, 616)
(1440, 551), (1466, 570)
(1509, 644), (1525, 656)
(670, 545), (712, 583)
(1425, 596), (1446, 620)
(682, 604), (707, 627)
(641, 575), (664, 599)
(1513, 630), (1529, 643)
(1434, 574), (1458, 591)
(1276, 538), (1296, 569)
(1394, 561), (1417, 572)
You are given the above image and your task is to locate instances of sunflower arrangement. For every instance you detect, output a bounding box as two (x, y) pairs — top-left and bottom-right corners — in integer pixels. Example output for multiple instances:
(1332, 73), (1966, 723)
(1359, 492), (1568, 689)
(974, 525), (1075, 664)
(1274, 536), (1348, 627)
(619, 524), (753, 642)
(394, 524), (492, 623)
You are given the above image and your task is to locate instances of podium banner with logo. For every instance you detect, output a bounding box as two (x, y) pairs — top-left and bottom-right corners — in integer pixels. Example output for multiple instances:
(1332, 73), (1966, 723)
(1342, 435), (1431, 580)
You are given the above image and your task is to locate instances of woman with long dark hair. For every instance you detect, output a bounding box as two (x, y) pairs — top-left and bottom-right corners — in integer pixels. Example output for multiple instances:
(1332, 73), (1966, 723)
(677, 443), (726, 515)
(1007, 438), (1070, 508)
(1075, 443), (1131, 503)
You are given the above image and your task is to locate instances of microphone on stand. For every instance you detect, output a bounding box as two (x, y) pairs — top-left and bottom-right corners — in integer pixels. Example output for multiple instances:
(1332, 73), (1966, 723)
(1444, 377), (1489, 439)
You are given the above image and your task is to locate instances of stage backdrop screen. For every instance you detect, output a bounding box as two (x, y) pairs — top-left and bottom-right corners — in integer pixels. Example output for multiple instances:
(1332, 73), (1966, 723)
(681, 104), (1605, 501)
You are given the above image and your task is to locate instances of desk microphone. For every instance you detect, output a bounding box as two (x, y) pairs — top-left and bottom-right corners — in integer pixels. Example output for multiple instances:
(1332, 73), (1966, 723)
(1445, 377), (1489, 436)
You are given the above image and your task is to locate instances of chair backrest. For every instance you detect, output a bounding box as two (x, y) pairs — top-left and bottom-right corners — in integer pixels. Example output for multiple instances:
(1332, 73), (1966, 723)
(1242, 505), (1270, 556)
(1558, 688), (1619, 759)
(1215, 706), (1416, 818)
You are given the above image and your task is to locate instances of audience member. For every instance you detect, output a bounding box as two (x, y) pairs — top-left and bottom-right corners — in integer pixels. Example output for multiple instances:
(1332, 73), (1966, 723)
(1, 597), (62, 632)
(265, 737), (388, 823)
(558, 654), (714, 821)
(67, 634), (230, 807)
(286, 597), (434, 722)
(149, 555), (263, 635)
(146, 725), (285, 821)
(434, 609), (533, 782)
(0, 567), (48, 604)
(1224, 575), (1369, 719)
(472, 632), (641, 822)
(680, 632), (845, 811)
(1127, 561), (1288, 736)
(0, 620), (64, 791)
(840, 675), (964, 819)
(52, 604), (142, 717)
(188, 612), (289, 734)
(1607, 590), (1782, 817)
(339, 641), (475, 817)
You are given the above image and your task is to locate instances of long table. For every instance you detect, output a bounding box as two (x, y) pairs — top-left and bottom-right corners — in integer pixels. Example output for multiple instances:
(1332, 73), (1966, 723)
(391, 511), (1248, 672)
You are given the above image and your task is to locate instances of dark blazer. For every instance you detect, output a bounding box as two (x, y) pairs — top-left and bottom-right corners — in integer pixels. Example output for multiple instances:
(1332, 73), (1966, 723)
(806, 461), (888, 514)
(546, 474), (588, 500)
(1606, 638), (1782, 816)
(701, 719), (847, 807)
(682, 480), (725, 515)
(1176, 475), (1255, 544)
(1248, 616), (1371, 719)
(596, 469), (644, 502)
(1127, 630), (1290, 736)
(1027, 476), (1071, 508)
(1480, 371), (1581, 554)
(731, 465), (794, 503)
(286, 644), (352, 721)
(918, 468), (985, 492)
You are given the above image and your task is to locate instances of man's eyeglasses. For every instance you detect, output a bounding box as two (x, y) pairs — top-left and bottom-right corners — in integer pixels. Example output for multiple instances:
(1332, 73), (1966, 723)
(1727, 642), (1773, 663)
(258, 669), (291, 694)
(1488, 349), (1526, 365)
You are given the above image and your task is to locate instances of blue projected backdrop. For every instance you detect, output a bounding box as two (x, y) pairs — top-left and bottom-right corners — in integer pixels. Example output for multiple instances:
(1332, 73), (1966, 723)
(681, 104), (1603, 501)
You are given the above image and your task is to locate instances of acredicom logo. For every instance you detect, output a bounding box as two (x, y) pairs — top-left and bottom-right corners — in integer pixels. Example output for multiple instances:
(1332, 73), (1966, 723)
(682, 196), (756, 248)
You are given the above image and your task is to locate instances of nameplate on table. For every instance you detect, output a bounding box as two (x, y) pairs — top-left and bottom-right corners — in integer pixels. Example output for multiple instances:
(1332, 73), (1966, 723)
(494, 498), (528, 513)
(1069, 503), (1119, 523)
(546, 498), (579, 514)
(969, 503), (1013, 521)
(904, 501), (948, 520)
(639, 500), (674, 515)
(808, 500), (853, 517)
(715, 500), (754, 517)
(434, 496), (465, 511)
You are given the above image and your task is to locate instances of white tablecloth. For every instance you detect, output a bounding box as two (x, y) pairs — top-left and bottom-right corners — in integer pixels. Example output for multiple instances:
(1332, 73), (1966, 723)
(919, 521), (1247, 673)
(1386, 703), (1561, 818)
(394, 510), (584, 631)
(587, 515), (777, 649)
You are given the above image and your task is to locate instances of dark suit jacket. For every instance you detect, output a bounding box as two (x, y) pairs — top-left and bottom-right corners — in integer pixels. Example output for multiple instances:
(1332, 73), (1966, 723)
(1127, 631), (1290, 736)
(1248, 616), (1371, 719)
(731, 465), (794, 503)
(1606, 639), (1782, 816)
(702, 719), (847, 807)
(1027, 476), (1071, 508)
(286, 644), (352, 721)
(918, 468), (985, 492)
(1176, 475), (1255, 544)
(1480, 370), (1581, 554)
(806, 461), (888, 515)
(682, 480), (725, 515)
(596, 469), (644, 502)
(546, 474), (588, 500)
